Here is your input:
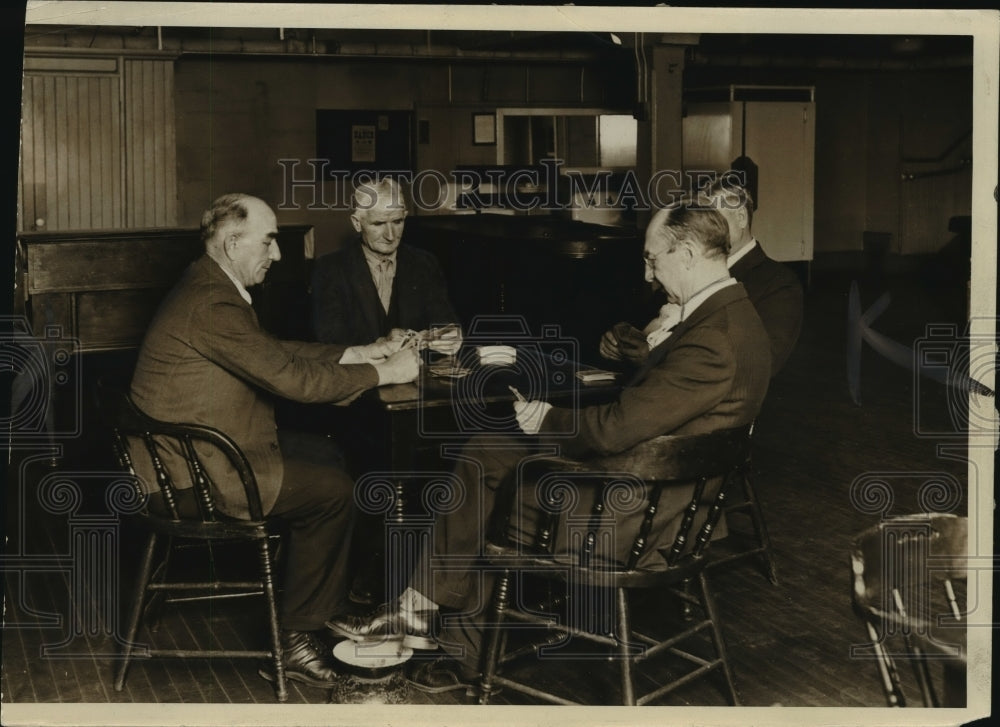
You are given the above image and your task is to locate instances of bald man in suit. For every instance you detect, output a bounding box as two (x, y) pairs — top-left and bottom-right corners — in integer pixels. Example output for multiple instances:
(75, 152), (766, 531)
(130, 193), (420, 688)
(601, 178), (803, 377)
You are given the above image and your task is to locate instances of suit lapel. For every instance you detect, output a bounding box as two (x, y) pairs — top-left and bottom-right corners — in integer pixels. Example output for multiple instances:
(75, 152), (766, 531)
(628, 284), (749, 385)
(201, 256), (260, 325)
(347, 243), (384, 338)
(729, 242), (766, 280)
(390, 246), (411, 320)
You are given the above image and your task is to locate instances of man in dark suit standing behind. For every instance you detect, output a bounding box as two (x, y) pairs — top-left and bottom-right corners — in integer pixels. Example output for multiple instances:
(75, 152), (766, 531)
(129, 193), (420, 688)
(601, 177), (803, 378)
(311, 177), (461, 348)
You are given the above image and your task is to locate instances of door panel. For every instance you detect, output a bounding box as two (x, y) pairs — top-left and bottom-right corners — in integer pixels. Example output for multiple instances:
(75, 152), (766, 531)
(20, 73), (123, 231)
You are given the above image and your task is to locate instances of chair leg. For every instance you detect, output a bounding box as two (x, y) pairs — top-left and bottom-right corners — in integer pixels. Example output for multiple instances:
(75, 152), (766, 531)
(698, 571), (740, 705)
(144, 536), (172, 631)
(114, 532), (158, 692)
(257, 537), (287, 703)
(679, 578), (694, 621)
(478, 570), (512, 705)
(866, 621), (905, 707)
(741, 470), (779, 585)
(909, 644), (939, 707)
(615, 587), (636, 706)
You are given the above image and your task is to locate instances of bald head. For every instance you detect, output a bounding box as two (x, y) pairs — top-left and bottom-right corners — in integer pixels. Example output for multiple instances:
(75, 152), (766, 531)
(202, 193), (280, 287)
(647, 203), (730, 259)
(643, 202), (731, 303)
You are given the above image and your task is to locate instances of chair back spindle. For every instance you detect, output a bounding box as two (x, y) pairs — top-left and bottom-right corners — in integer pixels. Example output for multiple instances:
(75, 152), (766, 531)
(96, 377), (288, 702)
(479, 424), (753, 707)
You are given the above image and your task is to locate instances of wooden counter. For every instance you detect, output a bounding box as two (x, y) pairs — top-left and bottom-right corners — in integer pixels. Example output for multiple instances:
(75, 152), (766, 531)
(405, 214), (653, 363)
(16, 225), (314, 353)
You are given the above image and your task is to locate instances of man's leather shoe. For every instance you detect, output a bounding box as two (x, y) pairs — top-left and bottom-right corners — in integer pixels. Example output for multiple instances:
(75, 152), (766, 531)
(326, 604), (438, 650)
(258, 630), (341, 688)
(348, 583), (376, 607)
(404, 656), (480, 696)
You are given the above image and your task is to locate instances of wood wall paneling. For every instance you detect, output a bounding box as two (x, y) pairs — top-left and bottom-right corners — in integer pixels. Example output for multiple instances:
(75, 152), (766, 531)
(124, 59), (178, 229)
(21, 72), (123, 231)
(19, 56), (176, 233)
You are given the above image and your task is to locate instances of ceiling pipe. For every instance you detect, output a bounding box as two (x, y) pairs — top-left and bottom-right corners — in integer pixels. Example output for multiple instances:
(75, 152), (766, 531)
(686, 49), (972, 71)
(24, 31), (620, 63)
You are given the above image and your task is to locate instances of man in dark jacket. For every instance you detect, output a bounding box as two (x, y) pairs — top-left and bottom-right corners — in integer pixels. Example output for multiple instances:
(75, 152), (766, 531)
(311, 177), (461, 349)
(600, 178), (803, 377)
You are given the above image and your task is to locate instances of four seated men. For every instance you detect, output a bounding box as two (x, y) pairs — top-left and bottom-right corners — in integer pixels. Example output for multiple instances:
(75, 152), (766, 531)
(127, 175), (798, 697)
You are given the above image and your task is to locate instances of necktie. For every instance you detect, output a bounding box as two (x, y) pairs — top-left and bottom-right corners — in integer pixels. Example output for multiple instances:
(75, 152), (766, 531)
(376, 258), (394, 314)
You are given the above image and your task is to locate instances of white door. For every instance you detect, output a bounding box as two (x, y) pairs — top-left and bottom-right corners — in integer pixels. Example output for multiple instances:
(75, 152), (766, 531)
(734, 102), (815, 262)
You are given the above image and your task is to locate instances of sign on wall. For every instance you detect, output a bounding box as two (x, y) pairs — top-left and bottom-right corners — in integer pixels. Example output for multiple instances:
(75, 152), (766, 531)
(317, 109), (413, 176)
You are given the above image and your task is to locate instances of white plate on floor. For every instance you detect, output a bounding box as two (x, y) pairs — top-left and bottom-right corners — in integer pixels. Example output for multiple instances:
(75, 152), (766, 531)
(332, 638), (412, 669)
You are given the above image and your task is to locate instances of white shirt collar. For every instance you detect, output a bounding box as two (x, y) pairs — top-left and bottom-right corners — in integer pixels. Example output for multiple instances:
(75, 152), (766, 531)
(727, 238), (757, 268)
(361, 245), (398, 270)
(219, 263), (252, 305)
(679, 276), (738, 322)
(646, 276), (737, 349)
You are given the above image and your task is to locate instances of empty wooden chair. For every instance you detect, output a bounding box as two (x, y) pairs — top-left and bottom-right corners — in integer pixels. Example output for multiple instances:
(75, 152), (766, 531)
(478, 425), (752, 706)
(102, 382), (288, 702)
(850, 513), (968, 707)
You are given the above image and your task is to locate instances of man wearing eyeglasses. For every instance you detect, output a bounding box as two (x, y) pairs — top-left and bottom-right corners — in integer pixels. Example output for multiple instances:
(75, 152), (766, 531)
(328, 201), (772, 692)
(600, 177), (803, 378)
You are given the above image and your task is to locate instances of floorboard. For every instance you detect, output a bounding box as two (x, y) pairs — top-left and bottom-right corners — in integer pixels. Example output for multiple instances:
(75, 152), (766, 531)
(2, 270), (979, 713)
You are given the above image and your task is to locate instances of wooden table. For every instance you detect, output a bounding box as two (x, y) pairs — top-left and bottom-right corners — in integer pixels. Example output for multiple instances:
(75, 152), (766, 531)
(340, 342), (621, 602)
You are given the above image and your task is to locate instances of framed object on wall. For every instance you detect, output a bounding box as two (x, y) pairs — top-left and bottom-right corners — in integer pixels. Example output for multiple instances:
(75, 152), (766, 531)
(316, 109), (413, 176)
(472, 113), (496, 145)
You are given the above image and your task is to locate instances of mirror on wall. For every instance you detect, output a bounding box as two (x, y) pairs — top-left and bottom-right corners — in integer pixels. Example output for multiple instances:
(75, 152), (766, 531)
(496, 108), (636, 171)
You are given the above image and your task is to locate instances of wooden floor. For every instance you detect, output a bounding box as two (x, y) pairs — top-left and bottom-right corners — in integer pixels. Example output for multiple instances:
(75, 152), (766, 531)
(1, 268), (981, 714)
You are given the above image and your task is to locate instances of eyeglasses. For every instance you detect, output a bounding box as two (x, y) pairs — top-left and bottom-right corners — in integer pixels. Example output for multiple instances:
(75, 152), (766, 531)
(643, 247), (673, 268)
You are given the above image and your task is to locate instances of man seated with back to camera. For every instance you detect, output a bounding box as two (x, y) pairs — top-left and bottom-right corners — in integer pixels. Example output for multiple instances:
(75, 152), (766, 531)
(601, 177), (803, 379)
(327, 200), (772, 692)
(129, 193), (421, 689)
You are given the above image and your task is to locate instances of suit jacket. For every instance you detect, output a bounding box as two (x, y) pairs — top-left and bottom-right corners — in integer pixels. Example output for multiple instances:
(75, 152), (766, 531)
(129, 255), (379, 518)
(526, 283), (772, 568)
(729, 242), (803, 375)
(545, 283), (771, 459)
(311, 242), (459, 345)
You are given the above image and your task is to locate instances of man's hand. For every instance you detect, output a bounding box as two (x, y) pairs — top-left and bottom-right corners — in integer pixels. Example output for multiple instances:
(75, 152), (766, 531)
(514, 399), (553, 435)
(600, 322), (649, 365)
(599, 328), (624, 361)
(342, 337), (402, 364)
(373, 347), (421, 385)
